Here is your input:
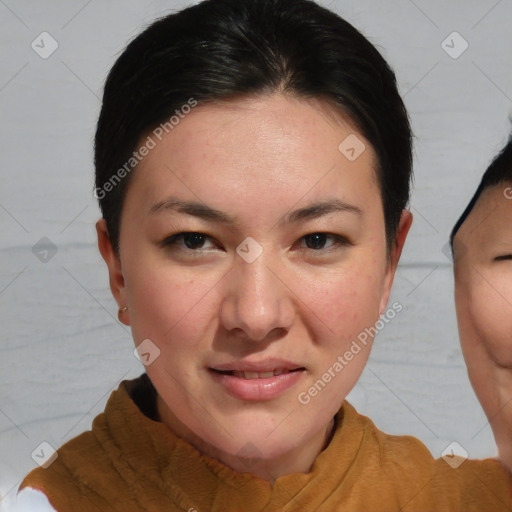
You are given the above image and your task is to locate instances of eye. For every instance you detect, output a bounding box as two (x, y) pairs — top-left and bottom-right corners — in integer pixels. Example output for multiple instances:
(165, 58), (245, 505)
(495, 254), (512, 261)
(299, 233), (349, 251)
(161, 232), (218, 251)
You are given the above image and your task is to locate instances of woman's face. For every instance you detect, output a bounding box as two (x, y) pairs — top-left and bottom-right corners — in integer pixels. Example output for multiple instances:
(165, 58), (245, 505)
(99, 93), (409, 470)
(454, 184), (512, 369)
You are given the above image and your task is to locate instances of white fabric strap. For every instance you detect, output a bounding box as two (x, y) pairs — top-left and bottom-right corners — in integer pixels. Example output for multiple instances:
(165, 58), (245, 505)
(5, 487), (56, 512)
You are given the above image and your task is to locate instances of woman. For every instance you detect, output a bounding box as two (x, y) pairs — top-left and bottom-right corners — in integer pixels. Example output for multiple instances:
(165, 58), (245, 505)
(15, 0), (512, 510)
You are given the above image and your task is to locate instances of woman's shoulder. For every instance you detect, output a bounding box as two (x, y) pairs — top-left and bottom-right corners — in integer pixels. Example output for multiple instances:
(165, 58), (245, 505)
(15, 374), (158, 511)
(342, 401), (512, 509)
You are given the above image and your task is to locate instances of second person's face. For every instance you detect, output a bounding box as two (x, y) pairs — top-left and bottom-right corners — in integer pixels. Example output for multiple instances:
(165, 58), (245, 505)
(455, 184), (512, 370)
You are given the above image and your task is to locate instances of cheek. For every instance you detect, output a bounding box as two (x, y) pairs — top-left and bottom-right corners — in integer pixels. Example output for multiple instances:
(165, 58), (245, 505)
(124, 254), (222, 347)
(467, 272), (512, 362)
(300, 264), (384, 343)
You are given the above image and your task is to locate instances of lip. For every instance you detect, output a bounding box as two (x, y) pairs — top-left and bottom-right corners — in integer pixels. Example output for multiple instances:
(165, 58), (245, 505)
(208, 366), (306, 402)
(210, 358), (304, 373)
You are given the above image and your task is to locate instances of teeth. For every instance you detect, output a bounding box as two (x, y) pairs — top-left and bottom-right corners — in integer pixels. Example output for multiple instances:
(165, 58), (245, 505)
(230, 369), (293, 379)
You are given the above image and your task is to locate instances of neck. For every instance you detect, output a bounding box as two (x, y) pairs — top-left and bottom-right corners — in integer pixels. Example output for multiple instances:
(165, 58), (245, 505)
(156, 394), (335, 483)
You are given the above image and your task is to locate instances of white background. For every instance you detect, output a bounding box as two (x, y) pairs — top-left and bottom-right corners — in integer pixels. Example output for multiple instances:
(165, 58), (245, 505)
(1, 0), (512, 506)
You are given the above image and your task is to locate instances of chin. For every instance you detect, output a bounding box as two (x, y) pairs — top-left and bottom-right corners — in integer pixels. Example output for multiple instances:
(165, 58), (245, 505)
(225, 430), (303, 462)
(203, 409), (318, 459)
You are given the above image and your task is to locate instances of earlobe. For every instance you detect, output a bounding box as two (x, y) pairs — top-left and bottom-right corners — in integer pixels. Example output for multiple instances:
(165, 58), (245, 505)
(96, 219), (128, 322)
(378, 209), (413, 315)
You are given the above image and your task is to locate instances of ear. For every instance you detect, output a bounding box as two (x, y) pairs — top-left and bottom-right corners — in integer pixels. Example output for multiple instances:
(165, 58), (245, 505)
(379, 209), (413, 315)
(96, 219), (130, 325)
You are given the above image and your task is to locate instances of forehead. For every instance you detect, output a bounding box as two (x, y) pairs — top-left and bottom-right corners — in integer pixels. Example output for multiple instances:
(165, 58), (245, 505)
(456, 184), (512, 251)
(125, 93), (381, 222)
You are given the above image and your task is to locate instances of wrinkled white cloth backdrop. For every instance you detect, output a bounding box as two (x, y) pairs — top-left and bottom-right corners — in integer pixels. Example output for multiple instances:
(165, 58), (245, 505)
(1, 0), (512, 507)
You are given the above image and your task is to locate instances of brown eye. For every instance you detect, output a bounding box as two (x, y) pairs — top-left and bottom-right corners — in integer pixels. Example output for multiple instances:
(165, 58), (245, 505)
(304, 233), (329, 250)
(300, 233), (350, 251)
(182, 232), (207, 249)
(161, 232), (216, 251)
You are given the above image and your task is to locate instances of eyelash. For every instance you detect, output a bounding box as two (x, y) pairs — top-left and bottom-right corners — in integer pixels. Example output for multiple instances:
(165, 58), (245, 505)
(160, 231), (351, 253)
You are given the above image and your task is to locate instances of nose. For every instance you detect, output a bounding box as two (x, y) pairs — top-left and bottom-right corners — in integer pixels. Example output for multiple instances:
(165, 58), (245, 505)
(219, 255), (295, 343)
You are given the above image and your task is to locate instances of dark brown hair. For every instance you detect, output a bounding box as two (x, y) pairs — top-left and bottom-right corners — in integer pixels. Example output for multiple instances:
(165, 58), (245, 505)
(94, 0), (413, 255)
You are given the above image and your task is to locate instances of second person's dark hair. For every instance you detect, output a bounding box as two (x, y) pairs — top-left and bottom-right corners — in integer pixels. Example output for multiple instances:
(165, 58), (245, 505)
(94, 0), (413, 255)
(450, 134), (512, 246)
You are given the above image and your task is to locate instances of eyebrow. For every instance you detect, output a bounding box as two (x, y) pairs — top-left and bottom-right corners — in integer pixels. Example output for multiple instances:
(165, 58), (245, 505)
(148, 197), (362, 224)
(284, 199), (362, 223)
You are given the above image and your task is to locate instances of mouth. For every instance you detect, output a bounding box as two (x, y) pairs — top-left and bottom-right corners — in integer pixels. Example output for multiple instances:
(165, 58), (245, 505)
(208, 361), (307, 401)
(209, 368), (305, 380)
